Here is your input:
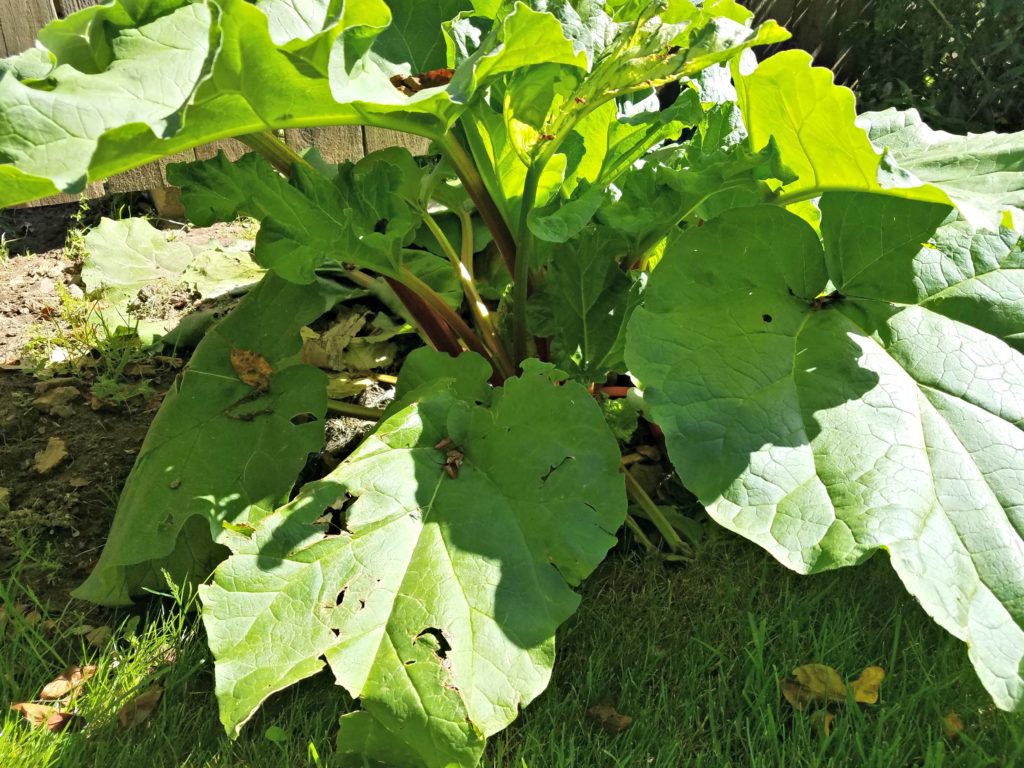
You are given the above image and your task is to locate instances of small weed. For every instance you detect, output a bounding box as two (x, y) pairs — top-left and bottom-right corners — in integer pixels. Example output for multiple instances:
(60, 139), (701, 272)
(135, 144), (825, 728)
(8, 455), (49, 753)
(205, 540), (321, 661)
(62, 203), (90, 262)
(21, 284), (155, 405)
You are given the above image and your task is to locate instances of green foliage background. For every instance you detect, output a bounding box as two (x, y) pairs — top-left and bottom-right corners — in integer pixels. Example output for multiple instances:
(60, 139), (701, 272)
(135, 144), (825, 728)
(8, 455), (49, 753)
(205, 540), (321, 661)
(757, 0), (1024, 133)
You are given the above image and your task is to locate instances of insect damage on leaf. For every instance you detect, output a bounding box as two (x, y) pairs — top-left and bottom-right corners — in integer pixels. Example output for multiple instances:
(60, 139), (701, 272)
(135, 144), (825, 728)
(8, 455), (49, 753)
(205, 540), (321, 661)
(230, 349), (274, 391)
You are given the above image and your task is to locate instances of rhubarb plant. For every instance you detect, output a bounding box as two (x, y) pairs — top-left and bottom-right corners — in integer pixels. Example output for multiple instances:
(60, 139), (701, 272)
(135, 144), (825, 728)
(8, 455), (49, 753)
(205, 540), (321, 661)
(4, 0), (1024, 764)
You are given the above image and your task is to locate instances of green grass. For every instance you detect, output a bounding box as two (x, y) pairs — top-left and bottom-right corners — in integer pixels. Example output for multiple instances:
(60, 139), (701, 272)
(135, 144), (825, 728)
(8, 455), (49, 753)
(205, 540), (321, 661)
(2, 531), (1022, 768)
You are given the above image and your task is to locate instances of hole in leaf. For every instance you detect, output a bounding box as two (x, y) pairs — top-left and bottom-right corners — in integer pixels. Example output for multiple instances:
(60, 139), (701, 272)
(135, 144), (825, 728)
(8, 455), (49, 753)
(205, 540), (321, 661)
(405, 660), (416, 666)
(373, 219), (388, 233)
(414, 628), (452, 660)
(762, 314), (773, 323)
(358, 599), (366, 611)
(541, 456), (573, 483)
(336, 588), (347, 607)
(323, 495), (355, 535)
(291, 412), (318, 425)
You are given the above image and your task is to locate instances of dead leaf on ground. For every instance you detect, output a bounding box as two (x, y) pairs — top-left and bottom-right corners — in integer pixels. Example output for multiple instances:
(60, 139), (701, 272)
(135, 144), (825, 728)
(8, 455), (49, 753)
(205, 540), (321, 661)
(117, 685), (163, 728)
(34, 437), (68, 474)
(32, 386), (81, 417)
(850, 666), (885, 704)
(781, 663), (885, 711)
(943, 712), (965, 741)
(586, 704), (633, 734)
(781, 664), (846, 710)
(301, 312), (366, 371)
(44, 711), (81, 733)
(230, 349), (273, 391)
(0, 486), (9, 515)
(40, 665), (98, 700)
(10, 702), (79, 732)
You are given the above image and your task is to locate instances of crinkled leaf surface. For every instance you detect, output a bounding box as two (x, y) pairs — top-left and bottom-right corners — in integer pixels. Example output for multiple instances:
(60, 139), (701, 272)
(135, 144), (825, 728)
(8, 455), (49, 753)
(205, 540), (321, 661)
(200, 352), (626, 766)
(859, 107), (1024, 230)
(528, 226), (639, 381)
(82, 217), (263, 305)
(167, 149), (421, 283)
(733, 51), (948, 208)
(626, 194), (1024, 711)
(73, 273), (341, 605)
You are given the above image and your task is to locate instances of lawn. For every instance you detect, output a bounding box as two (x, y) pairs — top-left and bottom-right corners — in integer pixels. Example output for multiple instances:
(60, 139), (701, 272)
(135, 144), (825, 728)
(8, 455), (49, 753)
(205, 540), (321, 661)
(4, 530), (1021, 767)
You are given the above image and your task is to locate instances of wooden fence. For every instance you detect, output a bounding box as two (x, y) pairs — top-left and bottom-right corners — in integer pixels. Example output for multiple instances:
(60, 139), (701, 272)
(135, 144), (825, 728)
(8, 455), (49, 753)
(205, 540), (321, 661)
(1, 0), (864, 208)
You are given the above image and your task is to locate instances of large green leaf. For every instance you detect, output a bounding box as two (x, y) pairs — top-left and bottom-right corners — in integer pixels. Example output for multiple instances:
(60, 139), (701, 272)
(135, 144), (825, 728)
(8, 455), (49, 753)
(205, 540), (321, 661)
(81, 216), (263, 305)
(167, 149), (422, 283)
(733, 51), (948, 208)
(73, 273), (341, 605)
(626, 194), (1024, 711)
(0, 0), (464, 207)
(527, 226), (638, 381)
(859, 107), (1024, 230)
(200, 352), (626, 765)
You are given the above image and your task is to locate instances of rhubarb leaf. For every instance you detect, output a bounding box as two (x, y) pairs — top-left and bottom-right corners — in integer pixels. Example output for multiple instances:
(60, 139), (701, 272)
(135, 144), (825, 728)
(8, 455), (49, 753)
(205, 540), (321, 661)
(627, 194), (1024, 711)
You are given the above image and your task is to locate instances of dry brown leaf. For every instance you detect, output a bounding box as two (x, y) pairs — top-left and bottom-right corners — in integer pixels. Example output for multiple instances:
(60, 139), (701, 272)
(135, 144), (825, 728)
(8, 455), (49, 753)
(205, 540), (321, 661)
(230, 349), (273, 391)
(45, 711), (80, 733)
(11, 702), (53, 727)
(40, 665), (97, 700)
(34, 437), (68, 474)
(585, 704), (633, 734)
(117, 685), (163, 728)
(850, 665), (885, 705)
(943, 712), (965, 741)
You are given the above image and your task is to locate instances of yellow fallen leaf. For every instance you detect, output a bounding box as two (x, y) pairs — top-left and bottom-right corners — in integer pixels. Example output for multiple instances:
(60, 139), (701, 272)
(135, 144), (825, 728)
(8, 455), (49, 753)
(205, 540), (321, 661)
(40, 665), (98, 700)
(781, 664), (846, 710)
(850, 665), (885, 704)
(34, 437), (68, 474)
(118, 685), (162, 728)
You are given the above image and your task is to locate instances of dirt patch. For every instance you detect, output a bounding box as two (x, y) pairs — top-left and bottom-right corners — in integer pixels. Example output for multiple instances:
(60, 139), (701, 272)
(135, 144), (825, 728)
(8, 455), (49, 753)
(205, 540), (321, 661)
(0, 201), (389, 606)
(0, 252), (78, 365)
(0, 371), (170, 603)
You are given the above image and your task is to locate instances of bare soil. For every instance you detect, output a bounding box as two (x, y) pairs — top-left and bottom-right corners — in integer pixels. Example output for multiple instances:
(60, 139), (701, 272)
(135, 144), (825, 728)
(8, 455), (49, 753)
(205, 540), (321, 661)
(0, 200), (386, 604)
